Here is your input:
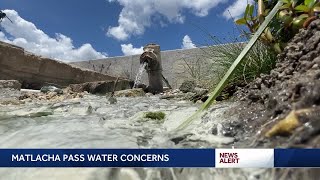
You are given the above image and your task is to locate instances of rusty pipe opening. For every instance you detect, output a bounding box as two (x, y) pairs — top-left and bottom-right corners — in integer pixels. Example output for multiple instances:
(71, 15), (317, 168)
(140, 50), (161, 71)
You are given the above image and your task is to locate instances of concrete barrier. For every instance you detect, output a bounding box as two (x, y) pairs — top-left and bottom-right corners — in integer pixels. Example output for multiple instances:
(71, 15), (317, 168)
(71, 47), (211, 89)
(0, 41), (129, 89)
(71, 43), (244, 89)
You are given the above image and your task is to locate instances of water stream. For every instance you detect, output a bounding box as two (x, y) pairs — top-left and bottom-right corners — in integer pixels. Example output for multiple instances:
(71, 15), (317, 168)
(133, 63), (147, 88)
(0, 93), (275, 180)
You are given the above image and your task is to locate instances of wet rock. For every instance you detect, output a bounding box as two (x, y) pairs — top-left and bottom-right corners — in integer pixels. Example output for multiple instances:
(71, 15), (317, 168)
(179, 80), (196, 93)
(212, 121), (244, 138)
(0, 80), (21, 90)
(211, 126), (218, 135)
(69, 106), (94, 116)
(295, 81), (320, 109)
(160, 87), (204, 102)
(222, 121), (243, 138)
(163, 87), (170, 91)
(114, 88), (145, 97)
(108, 96), (117, 104)
(160, 93), (184, 100)
(40, 86), (63, 94)
(170, 133), (193, 144)
(19, 93), (36, 101)
(172, 89), (181, 93)
(193, 87), (207, 95)
(185, 134), (235, 146)
(69, 81), (113, 94)
(247, 92), (261, 102)
(266, 98), (278, 110)
(0, 99), (25, 105)
(201, 95), (209, 102)
(183, 92), (196, 100)
(69, 80), (131, 95)
(18, 88), (85, 102)
(1, 106), (53, 120)
(145, 93), (153, 97)
(190, 87), (208, 102)
(133, 83), (151, 94)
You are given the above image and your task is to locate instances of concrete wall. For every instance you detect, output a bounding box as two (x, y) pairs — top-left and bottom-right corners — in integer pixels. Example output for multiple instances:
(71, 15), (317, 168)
(71, 45), (233, 89)
(0, 41), (126, 89)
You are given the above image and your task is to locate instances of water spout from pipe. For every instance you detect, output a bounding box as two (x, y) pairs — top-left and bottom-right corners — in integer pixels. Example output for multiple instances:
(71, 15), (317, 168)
(133, 63), (147, 88)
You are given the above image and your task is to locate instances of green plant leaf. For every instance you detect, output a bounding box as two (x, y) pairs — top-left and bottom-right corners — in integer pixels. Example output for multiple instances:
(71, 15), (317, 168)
(265, 27), (274, 41)
(175, 1), (284, 131)
(292, 15), (307, 29)
(273, 43), (282, 53)
(249, 4), (255, 17)
(305, 0), (316, 8)
(280, 0), (290, 3)
(298, 14), (309, 19)
(245, 4), (250, 18)
(246, 16), (253, 21)
(291, 0), (300, 7)
(280, 3), (292, 9)
(295, 4), (310, 12)
(235, 18), (247, 25)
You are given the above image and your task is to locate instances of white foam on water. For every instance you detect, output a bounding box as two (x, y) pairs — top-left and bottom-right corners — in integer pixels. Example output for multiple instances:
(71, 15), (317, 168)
(0, 94), (277, 180)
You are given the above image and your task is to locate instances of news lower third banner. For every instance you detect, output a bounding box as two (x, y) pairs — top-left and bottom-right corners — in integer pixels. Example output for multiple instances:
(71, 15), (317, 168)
(0, 149), (320, 168)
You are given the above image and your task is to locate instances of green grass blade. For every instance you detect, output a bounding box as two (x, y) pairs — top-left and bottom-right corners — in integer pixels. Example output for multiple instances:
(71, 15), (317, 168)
(175, 1), (283, 131)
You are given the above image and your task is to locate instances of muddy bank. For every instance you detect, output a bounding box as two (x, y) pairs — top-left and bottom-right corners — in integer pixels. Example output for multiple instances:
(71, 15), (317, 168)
(232, 19), (320, 148)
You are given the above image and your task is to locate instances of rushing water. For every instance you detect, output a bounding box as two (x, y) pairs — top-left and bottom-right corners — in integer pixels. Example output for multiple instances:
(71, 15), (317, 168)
(133, 63), (147, 88)
(0, 93), (282, 180)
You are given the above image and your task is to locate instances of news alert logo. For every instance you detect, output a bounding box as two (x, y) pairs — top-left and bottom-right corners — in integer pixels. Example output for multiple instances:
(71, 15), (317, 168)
(219, 152), (239, 164)
(215, 149), (274, 168)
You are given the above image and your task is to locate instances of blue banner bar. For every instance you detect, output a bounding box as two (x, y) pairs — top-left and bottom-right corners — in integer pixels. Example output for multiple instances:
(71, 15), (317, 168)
(0, 149), (215, 167)
(1, 148), (320, 168)
(274, 149), (320, 167)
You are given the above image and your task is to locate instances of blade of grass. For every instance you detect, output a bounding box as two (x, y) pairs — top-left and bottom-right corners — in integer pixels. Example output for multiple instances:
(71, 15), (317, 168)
(175, 1), (283, 131)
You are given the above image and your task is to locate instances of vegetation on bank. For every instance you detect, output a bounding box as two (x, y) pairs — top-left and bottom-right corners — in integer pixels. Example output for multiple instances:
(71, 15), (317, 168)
(177, 0), (320, 130)
(180, 36), (277, 94)
(204, 37), (277, 91)
(236, 0), (320, 53)
(204, 0), (320, 101)
(178, 1), (320, 110)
